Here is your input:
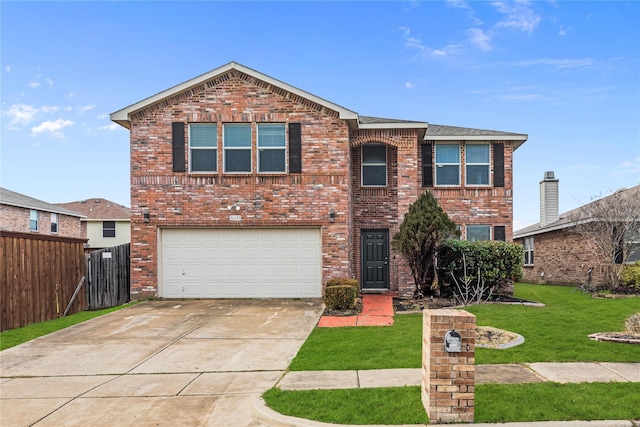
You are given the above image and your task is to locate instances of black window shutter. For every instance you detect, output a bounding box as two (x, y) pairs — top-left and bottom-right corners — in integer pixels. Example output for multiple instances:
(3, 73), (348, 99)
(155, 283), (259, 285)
(422, 143), (433, 187)
(289, 122), (302, 173)
(493, 143), (504, 187)
(172, 122), (186, 172)
(494, 225), (506, 241)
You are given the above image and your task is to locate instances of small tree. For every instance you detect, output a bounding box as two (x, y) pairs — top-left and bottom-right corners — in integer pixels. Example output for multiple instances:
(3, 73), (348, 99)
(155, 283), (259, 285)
(569, 187), (640, 289)
(392, 191), (458, 298)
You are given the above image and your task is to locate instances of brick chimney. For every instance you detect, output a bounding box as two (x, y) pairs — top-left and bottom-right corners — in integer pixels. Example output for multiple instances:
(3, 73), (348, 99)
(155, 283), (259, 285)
(540, 171), (559, 227)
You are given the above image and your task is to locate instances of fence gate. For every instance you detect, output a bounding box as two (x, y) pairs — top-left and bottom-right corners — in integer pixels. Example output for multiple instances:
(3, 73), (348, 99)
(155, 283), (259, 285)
(86, 243), (130, 309)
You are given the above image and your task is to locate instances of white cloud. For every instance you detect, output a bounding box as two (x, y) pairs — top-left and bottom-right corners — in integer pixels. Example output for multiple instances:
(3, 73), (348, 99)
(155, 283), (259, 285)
(45, 78), (53, 89)
(612, 157), (640, 176)
(404, 81), (416, 89)
(446, 0), (470, 9)
(4, 66), (10, 72)
(558, 25), (572, 36)
(468, 28), (492, 51)
(41, 105), (60, 113)
(3, 104), (38, 125)
(397, 26), (411, 38)
(492, 0), (541, 33)
(96, 113), (108, 119)
(78, 105), (96, 113)
(29, 81), (41, 88)
(31, 119), (75, 138)
(99, 123), (120, 131)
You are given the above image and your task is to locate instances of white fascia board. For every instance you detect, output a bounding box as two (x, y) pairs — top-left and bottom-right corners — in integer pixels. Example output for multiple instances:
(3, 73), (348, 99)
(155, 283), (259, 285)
(359, 122), (428, 130)
(110, 62), (358, 129)
(426, 135), (528, 141)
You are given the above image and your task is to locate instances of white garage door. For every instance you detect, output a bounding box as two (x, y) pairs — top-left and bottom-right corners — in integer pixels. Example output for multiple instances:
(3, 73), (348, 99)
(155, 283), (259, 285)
(159, 228), (322, 298)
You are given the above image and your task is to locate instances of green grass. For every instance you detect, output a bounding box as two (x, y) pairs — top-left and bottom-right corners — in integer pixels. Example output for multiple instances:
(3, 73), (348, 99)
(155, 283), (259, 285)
(263, 386), (429, 425)
(0, 303), (137, 351)
(264, 383), (640, 424)
(290, 283), (640, 370)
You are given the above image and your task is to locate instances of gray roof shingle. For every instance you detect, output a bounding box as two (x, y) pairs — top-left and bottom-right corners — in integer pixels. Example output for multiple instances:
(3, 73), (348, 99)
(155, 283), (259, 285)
(0, 187), (85, 218)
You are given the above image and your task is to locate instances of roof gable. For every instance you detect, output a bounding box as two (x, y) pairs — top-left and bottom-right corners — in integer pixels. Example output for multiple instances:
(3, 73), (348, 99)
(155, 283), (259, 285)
(111, 62), (358, 129)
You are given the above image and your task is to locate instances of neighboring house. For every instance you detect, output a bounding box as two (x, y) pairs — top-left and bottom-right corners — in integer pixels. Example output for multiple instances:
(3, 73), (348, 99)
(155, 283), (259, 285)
(55, 198), (131, 250)
(0, 187), (85, 238)
(514, 172), (639, 286)
(111, 61), (527, 298)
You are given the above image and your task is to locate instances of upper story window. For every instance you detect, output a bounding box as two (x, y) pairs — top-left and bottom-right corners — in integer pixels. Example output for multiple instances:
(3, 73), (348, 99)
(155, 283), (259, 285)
(524, 237), (534, 265)
(223, 123), (252, 173)
(467, 225), (490, 241)
(435, 144), (460, 186)
(257, 124), (286, 173)
(51, 213), (59, 233)
(189, 124), (217, 173)
(466, 144), (490, 185)
(103, 221), (116, 238)
(362, 143), (387, 186)
(30, 209), (39, 231)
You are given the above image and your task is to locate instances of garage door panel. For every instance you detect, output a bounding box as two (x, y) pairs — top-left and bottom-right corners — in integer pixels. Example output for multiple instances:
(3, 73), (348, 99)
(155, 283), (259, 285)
(160, 228), (321, 298)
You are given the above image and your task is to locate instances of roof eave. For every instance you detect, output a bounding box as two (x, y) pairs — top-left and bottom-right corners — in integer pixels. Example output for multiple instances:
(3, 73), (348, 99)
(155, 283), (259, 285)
(359, 122), (429, 130)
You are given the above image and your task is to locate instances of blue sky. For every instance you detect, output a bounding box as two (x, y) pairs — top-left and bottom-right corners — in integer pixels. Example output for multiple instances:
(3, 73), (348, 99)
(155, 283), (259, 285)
(1, 0), (638, 230)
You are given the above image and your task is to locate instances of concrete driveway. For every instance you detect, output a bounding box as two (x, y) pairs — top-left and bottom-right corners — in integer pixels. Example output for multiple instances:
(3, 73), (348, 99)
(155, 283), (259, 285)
(0, 299), (323, 427)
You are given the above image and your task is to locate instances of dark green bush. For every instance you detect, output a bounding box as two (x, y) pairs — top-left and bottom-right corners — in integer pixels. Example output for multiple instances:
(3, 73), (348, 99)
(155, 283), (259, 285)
(323, 285), (357, 310)
(325, 278), (359, 291)
(437, 240), (524, 296)
(621, 262), (640, 289)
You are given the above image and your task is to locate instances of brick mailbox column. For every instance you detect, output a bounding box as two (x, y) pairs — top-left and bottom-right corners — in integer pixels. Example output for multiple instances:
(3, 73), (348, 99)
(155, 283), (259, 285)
(422, 308), (476, 424)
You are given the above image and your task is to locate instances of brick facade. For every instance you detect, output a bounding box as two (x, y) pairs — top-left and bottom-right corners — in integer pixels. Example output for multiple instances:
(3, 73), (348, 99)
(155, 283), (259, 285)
(0, 204), (83, 239)
(116, 63), (525, 297)
(515, 229), (607, 286)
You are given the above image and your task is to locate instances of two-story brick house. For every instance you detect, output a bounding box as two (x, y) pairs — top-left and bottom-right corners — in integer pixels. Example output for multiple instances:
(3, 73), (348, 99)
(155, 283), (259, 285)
(111, 62), (527, 299)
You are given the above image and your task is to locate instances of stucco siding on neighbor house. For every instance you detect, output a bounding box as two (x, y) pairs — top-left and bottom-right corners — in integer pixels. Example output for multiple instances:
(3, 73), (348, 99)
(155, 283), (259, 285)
(85, 220), (131, 249)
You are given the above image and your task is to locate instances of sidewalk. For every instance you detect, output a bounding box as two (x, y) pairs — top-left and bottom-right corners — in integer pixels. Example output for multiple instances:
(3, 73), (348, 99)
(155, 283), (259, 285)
(318, 294), (395, 327)
(277, 362), (640, 390)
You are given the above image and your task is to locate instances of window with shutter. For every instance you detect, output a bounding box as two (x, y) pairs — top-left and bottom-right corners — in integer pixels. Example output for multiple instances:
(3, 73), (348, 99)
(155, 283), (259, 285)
(288, 123), (302, 173)
(422, 143), (433, 187)
(172, 122), (186, 172)
(493, 143), (504, 187)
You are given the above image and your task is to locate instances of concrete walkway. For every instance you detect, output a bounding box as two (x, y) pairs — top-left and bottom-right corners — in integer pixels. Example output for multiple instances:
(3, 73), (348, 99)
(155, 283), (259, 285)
(318, 294), (395, 327)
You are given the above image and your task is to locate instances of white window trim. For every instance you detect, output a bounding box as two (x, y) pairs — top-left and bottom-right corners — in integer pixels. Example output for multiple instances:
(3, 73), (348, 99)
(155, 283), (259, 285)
(30, 209), (39, 231)
(465, 143), (491, 186)
(51, 213), (59, 234)
(188, 123), (218, 174)
(257, 123), (287, 174)
(361, 143), (388, 187)
(223, 123), (252, 174)
(524, 237), (535, 266)
(435, 143), (461, 187)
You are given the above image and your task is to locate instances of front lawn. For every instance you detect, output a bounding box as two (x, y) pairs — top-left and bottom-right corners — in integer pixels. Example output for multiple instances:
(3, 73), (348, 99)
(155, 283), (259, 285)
(290, 284), (640, 371)
(264, 382), (640, 424)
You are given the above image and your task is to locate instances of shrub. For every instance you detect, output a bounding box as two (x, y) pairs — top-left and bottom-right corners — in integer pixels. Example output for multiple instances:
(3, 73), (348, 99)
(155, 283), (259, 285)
(323, 285), (357, 310)
(620, 262), (640, 289)
(625, 313), (640, 335)
(437, 240), (524, 297)
(325, 278), (359, 291)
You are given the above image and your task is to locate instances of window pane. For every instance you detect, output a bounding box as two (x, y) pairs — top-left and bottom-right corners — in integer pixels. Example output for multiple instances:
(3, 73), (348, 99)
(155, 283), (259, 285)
(363, 144), (386, 163)
(467, 225), (490, 241)
(436, 165), (459, 185)
(466, 144), (489, 163)
(190, 124), (217, 147)
(224, 124), (251, 147)
(103, 221), (116, 238)
(436, 144), (460, 163)
(363, 165), (387, 186)
(30, 210), (38, 231)
(467, 165), (489, 185)
(191, 149), (217, 172)
(259, 149), (285, 172)
(225, 150), (251, 172)
(258, 124), (285, 147)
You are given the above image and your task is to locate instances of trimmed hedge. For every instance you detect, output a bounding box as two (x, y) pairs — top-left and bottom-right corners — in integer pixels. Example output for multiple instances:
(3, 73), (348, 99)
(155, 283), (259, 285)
(325, 278), (359, 291)
(621, 262), (640, 289)
(324, 285), (357, 310)
(437, 240), (524, 296)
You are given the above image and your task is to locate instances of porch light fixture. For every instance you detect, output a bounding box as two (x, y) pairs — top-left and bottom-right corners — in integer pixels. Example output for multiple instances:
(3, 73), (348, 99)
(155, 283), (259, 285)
(329, 210), (336, 223)
(143, 208), (150, 223)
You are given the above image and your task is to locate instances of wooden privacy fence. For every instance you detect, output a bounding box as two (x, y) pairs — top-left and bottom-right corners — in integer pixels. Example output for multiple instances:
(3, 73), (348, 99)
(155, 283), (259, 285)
(86, 243), (130, 310)
(0, 231), (87, 331)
